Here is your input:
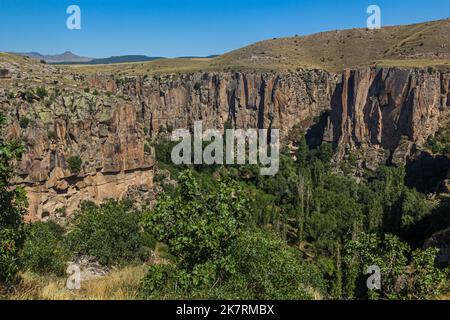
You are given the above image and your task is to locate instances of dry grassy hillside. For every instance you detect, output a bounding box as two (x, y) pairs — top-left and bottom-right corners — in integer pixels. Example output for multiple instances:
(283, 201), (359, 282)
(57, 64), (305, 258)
(61, 18), (450, 75)
(212, 18), (450, 72)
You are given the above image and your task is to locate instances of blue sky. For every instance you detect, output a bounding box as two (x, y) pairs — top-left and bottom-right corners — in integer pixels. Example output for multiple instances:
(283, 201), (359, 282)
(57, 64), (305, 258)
(0, 0), (449, 58)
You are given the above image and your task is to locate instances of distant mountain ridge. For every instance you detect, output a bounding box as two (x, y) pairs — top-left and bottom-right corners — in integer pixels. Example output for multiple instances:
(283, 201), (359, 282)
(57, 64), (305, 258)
(15, 51), (93, 63)
(13, 51), (164, 65)
(56, 55), (165, 65)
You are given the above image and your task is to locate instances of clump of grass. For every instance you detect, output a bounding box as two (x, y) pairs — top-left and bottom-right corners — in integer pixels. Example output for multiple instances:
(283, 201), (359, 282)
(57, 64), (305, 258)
(20, 117), (30, 129)
(36, 86), (48, 99)
(67, 156), (82, 174)
(8, 265), (148, 300)
(25, 89), (34, 103)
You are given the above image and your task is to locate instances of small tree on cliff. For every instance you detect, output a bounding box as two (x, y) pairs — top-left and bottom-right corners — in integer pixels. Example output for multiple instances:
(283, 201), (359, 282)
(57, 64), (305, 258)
(0, 114), (27, 283)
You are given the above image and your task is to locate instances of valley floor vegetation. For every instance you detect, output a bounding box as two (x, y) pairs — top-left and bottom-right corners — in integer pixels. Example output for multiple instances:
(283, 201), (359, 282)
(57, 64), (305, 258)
(0, 114), (449, 300)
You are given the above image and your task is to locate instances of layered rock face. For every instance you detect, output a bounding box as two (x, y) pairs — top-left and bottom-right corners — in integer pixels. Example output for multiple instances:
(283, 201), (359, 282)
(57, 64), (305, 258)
(2, 66), (338, 220)
(325, 67), (450, 169)
(22, 98), (153, 221)
(90, 71), (340, 138)
(1, 83), (154, 221)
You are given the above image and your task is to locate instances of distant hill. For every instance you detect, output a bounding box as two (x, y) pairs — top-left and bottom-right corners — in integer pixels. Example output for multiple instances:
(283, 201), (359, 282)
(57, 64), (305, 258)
(176, 55), (219, 59)
(64, 55), (166, 65)
(13, 52), (165, 65)
(64, 19), (450, 76)
(14, 50), (218, 66)
(209, 18), (450, 72)
(15, 51), (93, 63)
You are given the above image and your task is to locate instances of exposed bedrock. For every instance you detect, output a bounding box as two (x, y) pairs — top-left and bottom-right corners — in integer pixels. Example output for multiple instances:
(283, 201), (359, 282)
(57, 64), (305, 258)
(323, 67), (449, 169)
(89, 70), (340, 137)
(2, 93), (154, 221)
(1, 65), (449, 220)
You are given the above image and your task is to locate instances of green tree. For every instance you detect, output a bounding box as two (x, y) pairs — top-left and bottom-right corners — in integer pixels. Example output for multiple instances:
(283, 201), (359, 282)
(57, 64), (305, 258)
(21, 221), (68, 276)
(0, 114), (27, 283)
(140, 171), (328, 300)
(142, 170), (251, 268)
(399, 188), (430, 232)
(66, 200), (151, 266)
(343, 233), (446, 300)
(222, 229), (325, 299)
(296, 136), (308, 166)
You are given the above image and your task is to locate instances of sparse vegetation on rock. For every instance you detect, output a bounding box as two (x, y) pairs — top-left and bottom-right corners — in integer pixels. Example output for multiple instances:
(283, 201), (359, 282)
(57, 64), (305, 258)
(67, 156), (82, 174)
(36, 86), (48, 99)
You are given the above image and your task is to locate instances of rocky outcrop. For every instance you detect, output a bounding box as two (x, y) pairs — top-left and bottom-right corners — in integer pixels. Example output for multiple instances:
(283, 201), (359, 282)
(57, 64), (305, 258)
(68, 256), (110, 282)
(1, 81), (154, 221)
(90, 71), (340, 138)
(0, 69), (11, 79)
(1, 69), (339, 220)
(425, 227), (450, 266)
(87, 74), (118, 94)
(325, 67), (450, 169)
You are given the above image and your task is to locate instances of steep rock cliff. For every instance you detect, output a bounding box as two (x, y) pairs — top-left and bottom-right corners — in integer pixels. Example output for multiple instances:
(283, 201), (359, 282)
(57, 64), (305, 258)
(324, 67), (450, 170)
(89, 70), (340, 138)
(0, 60), (155, 220)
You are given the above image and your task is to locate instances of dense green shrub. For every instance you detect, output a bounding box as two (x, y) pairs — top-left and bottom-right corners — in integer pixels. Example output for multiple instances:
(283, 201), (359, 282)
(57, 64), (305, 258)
(140, 231), (324, 300)
(140, 171), (325, 300)
(343, 233), (447, 300)
(221, 230), (325, 299)
(20, 221), (68, 276)
(426, 128), (450, 156)
(154, 139), (179, 164)
(141, 170), (251, 268)
(140, 264), (186, 299)
(66, 200), (152, 266)
(141, 258), (232, 299)
(25, 89), (34, 103)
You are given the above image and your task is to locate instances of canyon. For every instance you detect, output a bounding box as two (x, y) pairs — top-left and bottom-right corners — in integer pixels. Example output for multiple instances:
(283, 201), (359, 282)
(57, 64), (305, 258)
(0, 20), (449, 221)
